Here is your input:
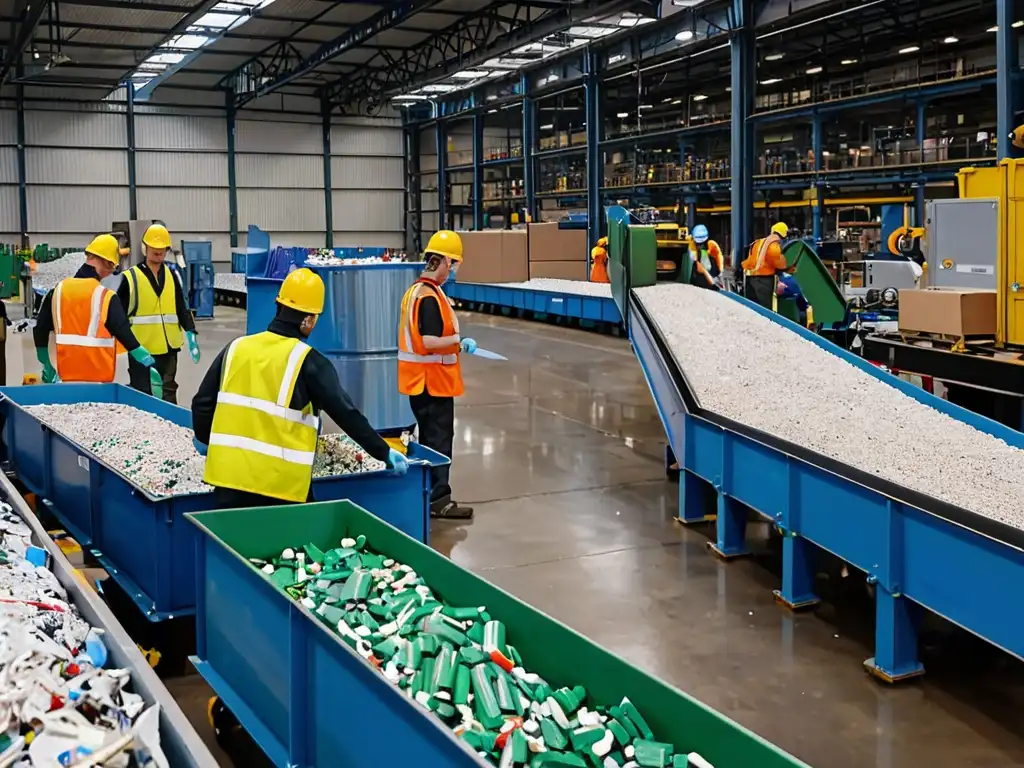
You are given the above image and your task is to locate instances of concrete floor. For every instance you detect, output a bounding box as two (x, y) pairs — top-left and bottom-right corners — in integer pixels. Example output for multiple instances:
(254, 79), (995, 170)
(6, 303), (1024, 767)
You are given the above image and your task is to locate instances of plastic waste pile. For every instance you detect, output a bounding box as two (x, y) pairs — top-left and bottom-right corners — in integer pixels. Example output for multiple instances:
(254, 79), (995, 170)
(258, 534), (714, 768)
(24, 404), (387, 498)
(30, 253), (84, 294)
(304, 248), (410, 267)
(0, 502), (168, 766)
(213, 273), (246, 294)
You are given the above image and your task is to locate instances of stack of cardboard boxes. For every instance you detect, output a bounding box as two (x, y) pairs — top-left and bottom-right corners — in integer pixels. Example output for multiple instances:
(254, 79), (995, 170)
(451, 224), (589, 284)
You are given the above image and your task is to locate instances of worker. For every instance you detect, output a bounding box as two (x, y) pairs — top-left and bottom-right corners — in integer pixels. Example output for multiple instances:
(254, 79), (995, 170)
(191, 268), (406, 508)
(776, 273), (809, 326)
(741, 221), (790, 309)
(33, 234), (162, 396)
(590, 237), (610, 283)
(398, 230), (474, 520)
(688, 224), (724, 290)
(116, 224), (199, 404)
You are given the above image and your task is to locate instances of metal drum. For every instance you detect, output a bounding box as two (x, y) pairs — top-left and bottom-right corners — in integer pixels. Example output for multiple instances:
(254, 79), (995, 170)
(247, 262), (425, 432)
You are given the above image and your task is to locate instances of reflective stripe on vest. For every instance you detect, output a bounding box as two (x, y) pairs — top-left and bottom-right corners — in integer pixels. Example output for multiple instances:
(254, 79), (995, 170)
(127, 265), (184, 355)
(203, 332), (320, 503)
(398, 282), (460, 365)
(752, 235), (779, 274)
(53, 279), (119, 382)
(397, 280), (464, 397)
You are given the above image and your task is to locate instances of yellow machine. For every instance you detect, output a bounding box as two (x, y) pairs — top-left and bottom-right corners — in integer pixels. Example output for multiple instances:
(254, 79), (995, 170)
(653, 222), (690, 276)
(958, 159), (1024, 347)
(887, 204), (925, 258)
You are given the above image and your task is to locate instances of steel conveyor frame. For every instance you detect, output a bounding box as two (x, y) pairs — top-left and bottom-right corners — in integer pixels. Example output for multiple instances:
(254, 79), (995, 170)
(627, 289), (1024, 682)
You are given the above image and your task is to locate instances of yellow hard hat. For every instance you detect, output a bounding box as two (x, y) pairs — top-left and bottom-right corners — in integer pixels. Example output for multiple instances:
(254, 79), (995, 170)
(597, 237), (608, 247)
(84, 234), (121, 265)
(424, 230), (463, 262)
(142, 224), (172, 250)
(276, 267), (324, 315)
(771, 222), (789, 238)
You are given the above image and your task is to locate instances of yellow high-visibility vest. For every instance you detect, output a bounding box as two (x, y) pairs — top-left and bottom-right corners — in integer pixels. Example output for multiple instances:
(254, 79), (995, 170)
(126, 264), (184, 355)
(203, 332), (319, 503)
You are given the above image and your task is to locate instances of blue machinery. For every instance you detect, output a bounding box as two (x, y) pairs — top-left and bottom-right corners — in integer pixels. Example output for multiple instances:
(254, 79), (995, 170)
(615, 242), (1024, 681)
(445, 280), (621, 328)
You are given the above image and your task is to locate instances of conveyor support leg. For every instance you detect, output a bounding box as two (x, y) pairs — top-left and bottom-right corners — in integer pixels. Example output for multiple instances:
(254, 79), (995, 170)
(676, 470), (715, 525)
(864, 589), (925, 683)
(774, 534), (819, 610)
(708, 492), (748, 559)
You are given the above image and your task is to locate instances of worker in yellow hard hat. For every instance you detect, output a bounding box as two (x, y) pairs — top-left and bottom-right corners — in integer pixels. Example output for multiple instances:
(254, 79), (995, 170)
(590, 236), (610, 283)
(33, 234), (162, 395)
(115, 223), (198, 404)
(398, 230), (473, 520)
(192, 267), (405, 508)
(741, 221), (790, 309)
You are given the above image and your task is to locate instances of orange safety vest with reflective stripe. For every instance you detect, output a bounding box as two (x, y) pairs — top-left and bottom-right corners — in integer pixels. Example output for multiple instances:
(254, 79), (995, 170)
(742, 234), (787, 276)
(397, 279), (464, 397)
(52, 277), (119, 383)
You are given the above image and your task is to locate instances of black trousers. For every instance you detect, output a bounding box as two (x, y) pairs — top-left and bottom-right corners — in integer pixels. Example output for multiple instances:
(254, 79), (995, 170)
(128, 350), (179, 404)
(745, 275), (775, 310)
(214, 486), (313, 510)
(409, 391), (454, 504)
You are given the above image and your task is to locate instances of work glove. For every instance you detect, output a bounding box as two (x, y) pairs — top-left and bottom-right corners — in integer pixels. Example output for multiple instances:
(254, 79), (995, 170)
(185, 331), (200, 364)
(192, 437), (207, 457)
(387, 448), (409, 476)
(35, 347), (58, 384)
(460, 338), (477, 354)
(129, 346), (164, 400)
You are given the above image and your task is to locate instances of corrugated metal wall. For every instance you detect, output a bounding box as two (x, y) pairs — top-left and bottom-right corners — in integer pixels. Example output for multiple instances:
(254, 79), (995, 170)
(331, 115), (404, 248)
(0, 92), (408, 261)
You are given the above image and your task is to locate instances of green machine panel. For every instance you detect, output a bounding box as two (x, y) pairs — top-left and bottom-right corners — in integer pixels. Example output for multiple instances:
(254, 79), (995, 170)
(783, 240), (846, 325)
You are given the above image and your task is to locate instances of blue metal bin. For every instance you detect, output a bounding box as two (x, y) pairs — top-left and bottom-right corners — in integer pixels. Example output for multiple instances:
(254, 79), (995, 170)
(0, 383), (448, 620)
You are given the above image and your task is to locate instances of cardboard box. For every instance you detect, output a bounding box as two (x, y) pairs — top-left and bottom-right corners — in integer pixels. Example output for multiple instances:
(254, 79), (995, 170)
(530, 260), (588, 281)
(897, 289), (996, 337)
(454, 231), (503, 284)
(527, 223), (588, 262)
(501, 230), (529, 282)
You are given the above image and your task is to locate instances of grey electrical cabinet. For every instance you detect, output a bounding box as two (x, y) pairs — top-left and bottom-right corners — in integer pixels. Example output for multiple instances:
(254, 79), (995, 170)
(924, 198), (998, 290)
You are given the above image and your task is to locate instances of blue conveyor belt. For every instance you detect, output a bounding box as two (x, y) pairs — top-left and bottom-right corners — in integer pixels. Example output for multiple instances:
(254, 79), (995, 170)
(627, 287), (1024, 681)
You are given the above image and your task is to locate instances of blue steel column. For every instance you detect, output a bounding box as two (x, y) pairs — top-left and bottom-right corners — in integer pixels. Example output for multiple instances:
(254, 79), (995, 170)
(521, 73), (536, 222)
(15, 83), (27, 248)
(997, 0), (1019, 159)
(126, 82), (138, 220)
(226, 93), (238, 249)
(915, 100), (926, 227)
(730, 0), (755, 257)
(322, 99), (334, 248)
(812, 115), (823, 242)
(472, 113), (483, 229)
(585, 49), (603, 260)
(436, 121), (447, 230)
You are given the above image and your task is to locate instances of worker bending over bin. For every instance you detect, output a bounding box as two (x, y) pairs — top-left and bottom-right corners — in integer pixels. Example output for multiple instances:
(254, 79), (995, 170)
(688, 225), (723, 290)
(33, 234), (163, 397)
(192, 268), (407, 508)
(398, 230), (474, 520)
(590, 237), (610, 283)
(116, 224), (199, 404)
(741, 221), (789, 309)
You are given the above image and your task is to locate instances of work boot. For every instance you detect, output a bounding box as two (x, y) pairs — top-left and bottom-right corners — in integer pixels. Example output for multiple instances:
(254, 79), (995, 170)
(431, 498), (474, 520)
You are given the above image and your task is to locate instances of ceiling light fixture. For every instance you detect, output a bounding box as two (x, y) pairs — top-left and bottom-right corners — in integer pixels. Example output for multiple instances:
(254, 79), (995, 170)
(671, 99), (682, 105)
(806, 66), (822, 74)
(841, 58), (857, 65)
(692, 94), (707, 101)
(616, 112), (629, 118)
(675, 30), (694, 42)
(539, 123), (554, 130)
(759, 78), (782, 85)
(764, 53), (784, 61)
(1015, 20), (1024, 28)
(899, 45), (920, 53)
(943, 36), (959, 43)
(988, 26), (998, 32)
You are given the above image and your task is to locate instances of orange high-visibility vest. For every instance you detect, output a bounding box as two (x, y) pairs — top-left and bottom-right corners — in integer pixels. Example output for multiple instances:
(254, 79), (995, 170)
(398, 279), (464, 397)
(590, 246), (609, 283)
(53, 277), (119, 383)
(743, 234), (787, 276)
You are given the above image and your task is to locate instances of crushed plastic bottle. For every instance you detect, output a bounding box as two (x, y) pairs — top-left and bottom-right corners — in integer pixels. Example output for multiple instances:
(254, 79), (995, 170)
(257, 535), (715, 768)
(0, 501), (169, 766)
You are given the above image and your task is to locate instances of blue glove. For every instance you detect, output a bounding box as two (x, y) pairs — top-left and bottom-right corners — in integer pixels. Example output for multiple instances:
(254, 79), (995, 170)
(387, 448), (409, 476)
(460, 338), (477, 354)
(192, 437), (207, 456)
(186, 331), (200, 364)
(129, 346), (156, 368)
